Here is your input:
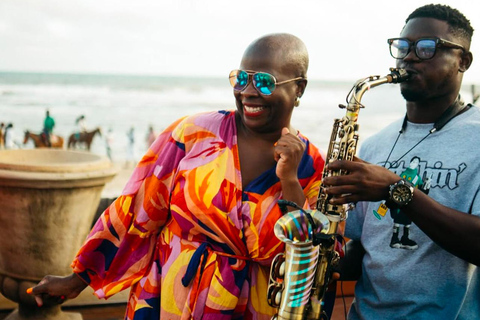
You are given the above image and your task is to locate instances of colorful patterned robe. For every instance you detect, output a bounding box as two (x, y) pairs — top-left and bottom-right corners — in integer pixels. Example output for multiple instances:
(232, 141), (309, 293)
(72, 110), (325, 319)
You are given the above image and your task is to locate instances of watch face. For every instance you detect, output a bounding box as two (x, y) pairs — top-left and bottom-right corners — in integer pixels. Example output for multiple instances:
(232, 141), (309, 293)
(392, 184), (412, 205)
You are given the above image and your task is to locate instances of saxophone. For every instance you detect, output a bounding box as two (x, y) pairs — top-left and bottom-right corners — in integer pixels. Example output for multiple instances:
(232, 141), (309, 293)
(267, 68), (409, 320)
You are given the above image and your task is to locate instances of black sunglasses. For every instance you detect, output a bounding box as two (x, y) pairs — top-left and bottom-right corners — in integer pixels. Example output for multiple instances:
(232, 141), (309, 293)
(388, 37), (465, 60)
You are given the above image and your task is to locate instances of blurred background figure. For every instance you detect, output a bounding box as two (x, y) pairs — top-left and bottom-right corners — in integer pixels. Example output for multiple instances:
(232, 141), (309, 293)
(4, 123), (17, 149)
(145, 125), (156, 149)
(472, 84), (480, 104)
(0, 122), (5, 149)
(43, 110), (55, 147)
(125, 126), (135, 167)
(75, 115), (87, 134)
(105, 128), (114, 161)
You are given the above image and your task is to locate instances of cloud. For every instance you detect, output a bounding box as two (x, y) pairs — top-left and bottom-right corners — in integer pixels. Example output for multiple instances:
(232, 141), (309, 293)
(1, 0), (479, 83)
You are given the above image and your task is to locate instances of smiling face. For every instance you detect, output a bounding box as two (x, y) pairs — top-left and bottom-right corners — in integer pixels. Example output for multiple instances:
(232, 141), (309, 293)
(396, 18), (469, 103)
(233, 34), (308, 136)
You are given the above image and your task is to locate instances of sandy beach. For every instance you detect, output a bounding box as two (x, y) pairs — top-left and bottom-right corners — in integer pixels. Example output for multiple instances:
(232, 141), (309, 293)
(101, 162), (135, 199)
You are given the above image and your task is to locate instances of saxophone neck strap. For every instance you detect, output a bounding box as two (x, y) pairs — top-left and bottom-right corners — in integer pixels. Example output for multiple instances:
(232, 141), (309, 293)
(400, 96), (471, 133)
(387, 96), (471, 168)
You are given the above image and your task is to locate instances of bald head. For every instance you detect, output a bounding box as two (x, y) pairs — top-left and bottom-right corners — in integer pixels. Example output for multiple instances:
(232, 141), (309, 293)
(242, 33), (309, 78)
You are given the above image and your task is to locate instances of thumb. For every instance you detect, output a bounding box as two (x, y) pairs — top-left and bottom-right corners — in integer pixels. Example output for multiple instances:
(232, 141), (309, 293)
(282, 127), (290, 135)
(352, 156), (367, 163)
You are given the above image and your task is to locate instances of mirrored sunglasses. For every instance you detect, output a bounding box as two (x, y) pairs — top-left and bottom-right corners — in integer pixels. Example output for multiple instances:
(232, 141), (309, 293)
(387, 37), (465, 60)
(229, 69), (304, 95)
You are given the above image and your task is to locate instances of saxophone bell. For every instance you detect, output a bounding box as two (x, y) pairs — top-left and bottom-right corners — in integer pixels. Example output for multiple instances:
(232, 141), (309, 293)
(267, 209), (330, 320)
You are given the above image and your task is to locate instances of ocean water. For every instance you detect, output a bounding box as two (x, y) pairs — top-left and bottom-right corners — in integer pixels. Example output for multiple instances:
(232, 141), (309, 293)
(0, 72), (475, 162)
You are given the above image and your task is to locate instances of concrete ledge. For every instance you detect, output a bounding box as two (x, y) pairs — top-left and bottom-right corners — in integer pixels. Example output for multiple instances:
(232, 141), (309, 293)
(0, 287), (129, 310)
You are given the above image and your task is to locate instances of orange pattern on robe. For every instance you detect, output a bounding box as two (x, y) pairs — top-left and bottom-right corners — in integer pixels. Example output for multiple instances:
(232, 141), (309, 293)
(72, 110), (325, 320)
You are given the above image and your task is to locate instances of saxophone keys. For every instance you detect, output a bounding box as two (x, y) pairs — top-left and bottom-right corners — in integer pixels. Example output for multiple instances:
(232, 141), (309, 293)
(270, 253), (286, 278)
(268, 253), (286, 308)
(347, 202), (356, 211)
(267, 282), (283, 307)
(276, 259), (285, 277)
(274, 288), (283, 306)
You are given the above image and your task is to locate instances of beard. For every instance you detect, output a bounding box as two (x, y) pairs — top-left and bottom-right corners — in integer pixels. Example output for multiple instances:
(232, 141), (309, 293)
(400, 85), (425, 102)
(399, 67), (459, 102)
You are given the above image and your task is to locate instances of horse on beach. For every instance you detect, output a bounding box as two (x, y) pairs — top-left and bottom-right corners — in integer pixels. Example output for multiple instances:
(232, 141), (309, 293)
(23, 131), (64, 148)
(68, 127), (102, 150)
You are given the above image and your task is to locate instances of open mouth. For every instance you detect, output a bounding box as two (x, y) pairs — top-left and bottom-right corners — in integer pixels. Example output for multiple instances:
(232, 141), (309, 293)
(404, 68), (418, 78)
(243, 104), (266, 117)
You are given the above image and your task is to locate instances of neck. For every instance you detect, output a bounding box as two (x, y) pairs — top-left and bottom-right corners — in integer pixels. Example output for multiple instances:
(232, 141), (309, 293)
(235, 113), (295, 143)
(405, 94), (459, 124)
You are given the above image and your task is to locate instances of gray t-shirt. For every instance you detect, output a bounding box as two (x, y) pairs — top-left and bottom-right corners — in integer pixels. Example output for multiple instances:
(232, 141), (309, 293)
(345, 105), (480, 319)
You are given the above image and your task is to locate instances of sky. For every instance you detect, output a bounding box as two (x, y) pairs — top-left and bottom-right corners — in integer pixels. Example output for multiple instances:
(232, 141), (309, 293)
(1, 0), (480, 84)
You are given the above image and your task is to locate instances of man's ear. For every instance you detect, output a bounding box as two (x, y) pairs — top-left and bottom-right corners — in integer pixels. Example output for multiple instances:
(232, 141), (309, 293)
(459, 51), (473, 73)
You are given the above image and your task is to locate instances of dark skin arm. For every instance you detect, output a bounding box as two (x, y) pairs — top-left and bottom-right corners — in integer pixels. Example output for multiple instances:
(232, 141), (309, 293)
(323, 158), (480, 266)
(274, 127), (307, 209)
(27, 273), (88, 307)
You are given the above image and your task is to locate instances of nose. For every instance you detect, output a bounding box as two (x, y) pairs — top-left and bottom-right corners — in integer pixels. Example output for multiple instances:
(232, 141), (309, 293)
(240, 77), (259, 97)
(403, 46), (421, 62)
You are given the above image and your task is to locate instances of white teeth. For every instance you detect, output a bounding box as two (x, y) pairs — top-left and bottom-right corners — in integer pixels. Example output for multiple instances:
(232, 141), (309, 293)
(244, 105), (265, 113)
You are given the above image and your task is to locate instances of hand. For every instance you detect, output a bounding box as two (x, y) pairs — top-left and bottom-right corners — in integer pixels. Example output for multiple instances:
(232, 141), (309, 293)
(322, 158), (400, 205)
(27, 273), (87, 307)
(331, 271), (340, 283)
(274, 127), (305, 182)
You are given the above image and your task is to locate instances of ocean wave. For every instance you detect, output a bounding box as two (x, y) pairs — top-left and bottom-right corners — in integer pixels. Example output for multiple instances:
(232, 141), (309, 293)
(0, 72), (474, 161)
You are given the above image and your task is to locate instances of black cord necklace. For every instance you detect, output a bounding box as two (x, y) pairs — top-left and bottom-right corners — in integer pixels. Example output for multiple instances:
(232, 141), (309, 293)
(384, 97), (471, 169)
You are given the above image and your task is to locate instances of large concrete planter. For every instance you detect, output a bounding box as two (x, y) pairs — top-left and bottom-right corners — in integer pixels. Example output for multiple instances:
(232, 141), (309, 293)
(0, 149), (118, 320)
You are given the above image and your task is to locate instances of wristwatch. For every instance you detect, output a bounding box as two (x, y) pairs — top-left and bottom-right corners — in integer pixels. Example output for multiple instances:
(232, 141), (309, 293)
(387, 179), (415, 208)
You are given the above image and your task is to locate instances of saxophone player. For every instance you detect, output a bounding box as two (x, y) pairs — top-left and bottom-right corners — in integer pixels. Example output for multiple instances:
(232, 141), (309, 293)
(324, 4), (479, 320)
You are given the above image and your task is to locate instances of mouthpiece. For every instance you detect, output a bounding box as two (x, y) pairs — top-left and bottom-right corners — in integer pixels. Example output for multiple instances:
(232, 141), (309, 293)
(388, 68), (410, 83)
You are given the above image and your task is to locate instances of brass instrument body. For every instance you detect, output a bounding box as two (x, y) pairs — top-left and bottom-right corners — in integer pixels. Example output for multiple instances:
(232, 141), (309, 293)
(268, 68), (409, 320)
(268, 210), (330, 320)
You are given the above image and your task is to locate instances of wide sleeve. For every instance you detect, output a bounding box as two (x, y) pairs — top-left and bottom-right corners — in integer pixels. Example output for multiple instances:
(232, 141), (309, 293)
(71, 116), (188, 299)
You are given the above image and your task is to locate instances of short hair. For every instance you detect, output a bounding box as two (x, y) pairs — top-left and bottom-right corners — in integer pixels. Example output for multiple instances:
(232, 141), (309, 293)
(406, 4), (474, 43)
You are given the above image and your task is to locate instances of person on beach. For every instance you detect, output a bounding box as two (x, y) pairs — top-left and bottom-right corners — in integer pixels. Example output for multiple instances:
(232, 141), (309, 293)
(105, 128), (114, 161)
(325, 4), (480, 319)
(125, 126), (135, 167)
(145, 125), (156, 149)
(75, 115), (87, 136)
(0, 122), (5, 149)
(4, 123), (16, 149)
(28, 33), (327, 319)
(43, 110), (55, 147)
